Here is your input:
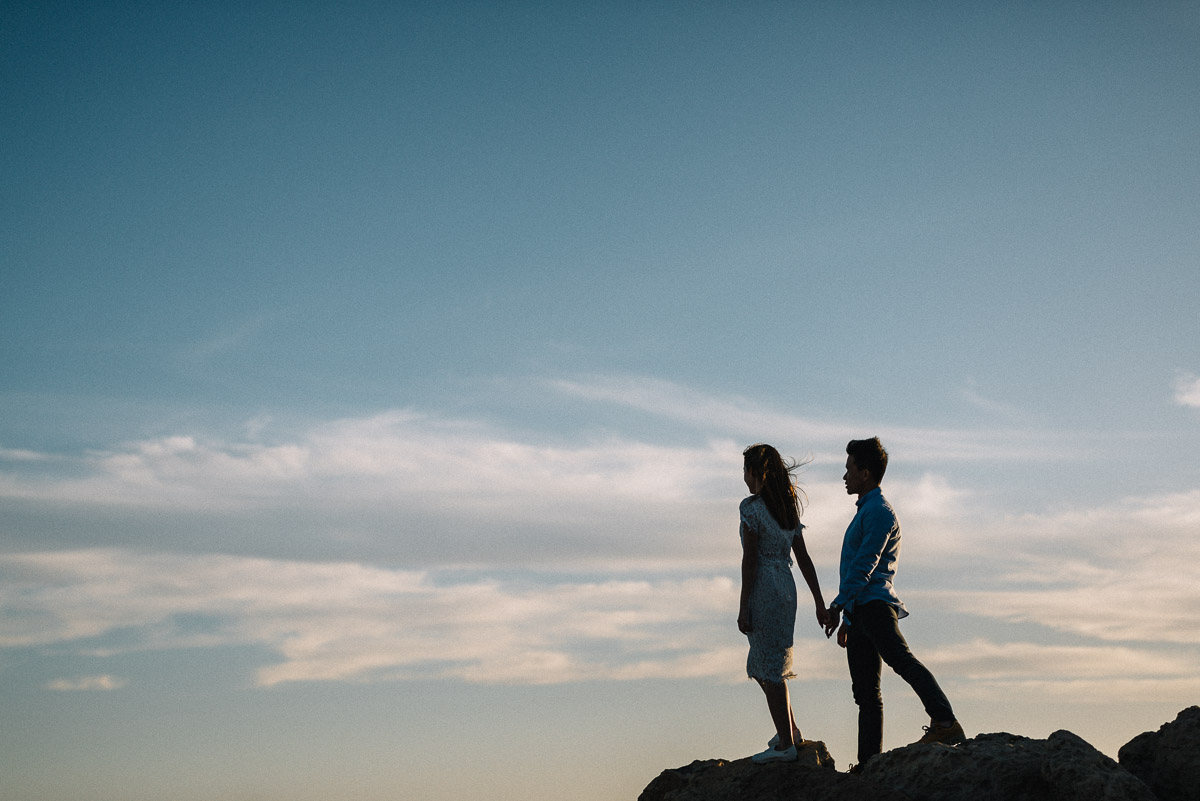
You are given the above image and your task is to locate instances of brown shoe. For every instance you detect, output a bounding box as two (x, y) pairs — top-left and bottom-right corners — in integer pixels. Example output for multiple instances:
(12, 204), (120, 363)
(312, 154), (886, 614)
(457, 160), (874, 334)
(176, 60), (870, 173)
(916, 720), (966, 745)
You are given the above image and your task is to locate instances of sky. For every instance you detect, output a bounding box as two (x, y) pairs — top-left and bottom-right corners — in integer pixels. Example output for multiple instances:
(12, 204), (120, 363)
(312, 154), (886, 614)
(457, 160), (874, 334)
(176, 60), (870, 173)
(2, 2), (1199, 799)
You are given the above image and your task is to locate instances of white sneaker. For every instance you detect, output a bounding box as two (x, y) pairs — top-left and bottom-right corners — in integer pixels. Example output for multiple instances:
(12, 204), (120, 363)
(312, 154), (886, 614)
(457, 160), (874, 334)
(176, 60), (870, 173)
(752, 744), (797, 764)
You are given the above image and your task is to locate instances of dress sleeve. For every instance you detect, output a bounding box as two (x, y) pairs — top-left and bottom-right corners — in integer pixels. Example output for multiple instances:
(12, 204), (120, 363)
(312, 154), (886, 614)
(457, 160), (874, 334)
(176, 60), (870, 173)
(739, 497), (760, 534)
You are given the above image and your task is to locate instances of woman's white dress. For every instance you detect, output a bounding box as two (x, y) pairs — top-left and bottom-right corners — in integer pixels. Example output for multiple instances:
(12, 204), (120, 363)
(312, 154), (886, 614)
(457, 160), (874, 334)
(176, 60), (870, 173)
(740, 495), (800, 681)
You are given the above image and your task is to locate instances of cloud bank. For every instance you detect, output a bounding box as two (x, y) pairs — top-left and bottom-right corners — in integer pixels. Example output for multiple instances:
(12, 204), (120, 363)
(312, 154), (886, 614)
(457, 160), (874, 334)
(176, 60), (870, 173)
(1, 376), (1197, 706)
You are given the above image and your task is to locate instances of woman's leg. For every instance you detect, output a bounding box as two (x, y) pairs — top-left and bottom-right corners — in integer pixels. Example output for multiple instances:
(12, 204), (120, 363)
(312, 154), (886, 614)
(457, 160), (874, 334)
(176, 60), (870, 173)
(757, 679), (796, 750)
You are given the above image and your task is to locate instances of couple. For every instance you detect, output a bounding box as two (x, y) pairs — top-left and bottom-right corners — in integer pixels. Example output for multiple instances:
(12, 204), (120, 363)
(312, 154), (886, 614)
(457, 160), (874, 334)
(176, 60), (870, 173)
(738, 438), (966, 767)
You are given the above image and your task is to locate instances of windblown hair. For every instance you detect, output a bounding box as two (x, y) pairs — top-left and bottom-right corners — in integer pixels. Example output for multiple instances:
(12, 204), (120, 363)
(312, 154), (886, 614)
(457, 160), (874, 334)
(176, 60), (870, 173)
(743, 443), (807, 531)
(846, 437), (888, 483)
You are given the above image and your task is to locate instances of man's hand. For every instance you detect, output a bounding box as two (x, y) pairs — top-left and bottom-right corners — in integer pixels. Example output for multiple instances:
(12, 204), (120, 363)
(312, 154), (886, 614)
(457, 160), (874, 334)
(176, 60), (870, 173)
(738, 607), (752, 634)
(836, 622), (850, 648)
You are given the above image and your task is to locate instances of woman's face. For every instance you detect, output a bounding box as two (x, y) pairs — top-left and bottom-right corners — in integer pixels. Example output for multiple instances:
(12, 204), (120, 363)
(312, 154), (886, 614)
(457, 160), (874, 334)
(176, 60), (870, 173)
(743, 463), (763, 494)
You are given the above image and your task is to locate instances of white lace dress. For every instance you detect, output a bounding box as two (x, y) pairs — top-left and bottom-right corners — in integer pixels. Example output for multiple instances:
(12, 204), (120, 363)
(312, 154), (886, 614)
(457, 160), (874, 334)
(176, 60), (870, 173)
(740, 495), (800, 682)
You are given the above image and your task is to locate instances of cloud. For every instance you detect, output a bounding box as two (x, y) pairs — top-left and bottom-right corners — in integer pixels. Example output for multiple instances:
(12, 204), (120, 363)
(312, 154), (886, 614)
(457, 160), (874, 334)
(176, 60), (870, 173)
(1175, 371), (1200, 408)
(0, 549), (765, 687)
(550, 374), (1083, 463)
(958, 379), (1026, 421)
(45, 675), (127, 691)
(909, 488), (1200, 646)
(0, 411), (747, 568)
(0, 447), (52, 462)
(3, 543), (1197, 703)
(1, 377), (1198, 709)
(924, 638), (1196, 681)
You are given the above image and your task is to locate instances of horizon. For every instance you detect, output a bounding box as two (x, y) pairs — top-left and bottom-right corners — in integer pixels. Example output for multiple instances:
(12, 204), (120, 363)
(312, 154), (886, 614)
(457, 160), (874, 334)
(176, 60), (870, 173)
(3, 3), (1199, 800)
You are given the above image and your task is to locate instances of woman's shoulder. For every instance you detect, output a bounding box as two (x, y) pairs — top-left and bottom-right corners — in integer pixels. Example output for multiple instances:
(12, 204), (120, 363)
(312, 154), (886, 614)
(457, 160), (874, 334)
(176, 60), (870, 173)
(739, 495), (764, 514)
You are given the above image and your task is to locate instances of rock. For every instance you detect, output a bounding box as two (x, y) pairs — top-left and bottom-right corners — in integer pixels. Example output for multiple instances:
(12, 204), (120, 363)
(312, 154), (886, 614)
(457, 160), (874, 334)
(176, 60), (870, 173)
(1119, 706), (1200, 801)
(638, 741), (909, 801)
(860, 730), (1156, 801)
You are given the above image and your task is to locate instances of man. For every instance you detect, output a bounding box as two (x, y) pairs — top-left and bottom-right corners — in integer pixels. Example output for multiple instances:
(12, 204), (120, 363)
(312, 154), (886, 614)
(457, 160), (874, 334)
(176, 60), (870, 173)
(825, 437), (965, 766)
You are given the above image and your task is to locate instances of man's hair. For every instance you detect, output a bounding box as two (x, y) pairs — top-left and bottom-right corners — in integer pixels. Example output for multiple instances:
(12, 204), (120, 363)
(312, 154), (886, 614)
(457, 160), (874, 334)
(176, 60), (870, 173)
(846, 437), (888, 483)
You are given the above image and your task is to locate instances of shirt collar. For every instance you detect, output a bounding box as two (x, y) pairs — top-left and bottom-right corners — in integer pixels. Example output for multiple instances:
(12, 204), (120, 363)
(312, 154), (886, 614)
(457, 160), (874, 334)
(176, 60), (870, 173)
(856, 486), (882, 508)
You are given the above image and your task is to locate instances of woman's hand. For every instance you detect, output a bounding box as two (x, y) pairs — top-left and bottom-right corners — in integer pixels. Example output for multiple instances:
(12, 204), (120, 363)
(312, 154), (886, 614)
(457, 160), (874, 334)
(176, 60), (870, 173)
(738, 606), (752, 634)
(815, 604), (831, 630)
(824, 605), (840, 638)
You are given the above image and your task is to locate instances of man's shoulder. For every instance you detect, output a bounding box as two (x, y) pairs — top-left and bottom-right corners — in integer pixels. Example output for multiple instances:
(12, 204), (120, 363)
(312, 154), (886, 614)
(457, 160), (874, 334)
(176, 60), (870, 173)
(861, 490), (899, 524)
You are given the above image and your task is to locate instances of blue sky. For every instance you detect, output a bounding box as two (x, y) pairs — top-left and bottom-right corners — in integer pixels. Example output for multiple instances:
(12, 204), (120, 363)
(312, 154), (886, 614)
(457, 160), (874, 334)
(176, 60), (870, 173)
(3, 2), (1199, 800)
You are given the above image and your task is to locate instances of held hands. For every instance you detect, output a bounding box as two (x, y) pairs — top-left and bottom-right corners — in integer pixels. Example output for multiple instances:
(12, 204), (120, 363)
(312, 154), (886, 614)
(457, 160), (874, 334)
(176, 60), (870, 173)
(823, 605), (841, 638)
(815, 604), (832, 631)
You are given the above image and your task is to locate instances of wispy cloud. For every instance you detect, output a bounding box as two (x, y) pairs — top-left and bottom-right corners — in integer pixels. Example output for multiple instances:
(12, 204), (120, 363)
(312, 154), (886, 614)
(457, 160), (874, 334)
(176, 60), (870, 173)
(550, 374), (1085, 463)
(45, 675), (127, 691)
(958, 379), (1026, 422)
(0, 411), (747, 568)
(0, 549), (760, 687)
(1174, 371), (1200, 408)
(2, 376), (1198, 708)
(0, 447), (54, 462)
(903, 488), (1200, 648)
(4, 548), (1196, 701)
(185, 311), (284, 362)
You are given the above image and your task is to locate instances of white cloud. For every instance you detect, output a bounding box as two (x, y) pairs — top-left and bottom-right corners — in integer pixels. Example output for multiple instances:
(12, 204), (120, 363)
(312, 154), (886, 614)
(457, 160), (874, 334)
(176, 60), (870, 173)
(1, 379), (1198, 710)
(550, 374), (1085, 463)
(45, 675), (127, 691)
(0, 447), (52, 462)
(924, 638), (1196, 681)
(0, 549), (762, 687)
(908, 488), (1200, 645)
(0, 411), (747, 568)
(958, 380), (1025, 421)
(1175, 371), (1200, 407)
(3, 543), (1197, 704)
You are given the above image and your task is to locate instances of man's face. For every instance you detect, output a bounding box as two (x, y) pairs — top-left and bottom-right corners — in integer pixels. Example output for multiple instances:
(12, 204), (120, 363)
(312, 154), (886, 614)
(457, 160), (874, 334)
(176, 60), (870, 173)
(843, 455), (872, 497)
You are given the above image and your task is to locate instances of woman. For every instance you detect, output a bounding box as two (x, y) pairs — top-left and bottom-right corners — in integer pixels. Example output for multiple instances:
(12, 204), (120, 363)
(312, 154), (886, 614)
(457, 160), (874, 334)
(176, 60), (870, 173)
(739, 443), (830, 763)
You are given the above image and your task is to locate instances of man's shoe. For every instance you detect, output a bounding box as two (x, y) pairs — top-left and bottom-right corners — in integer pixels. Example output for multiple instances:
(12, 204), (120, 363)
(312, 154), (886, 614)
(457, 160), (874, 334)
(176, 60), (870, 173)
(916, 720), (966, 745)
(752, 744), (798, 764)
(767, 731), (803, 748)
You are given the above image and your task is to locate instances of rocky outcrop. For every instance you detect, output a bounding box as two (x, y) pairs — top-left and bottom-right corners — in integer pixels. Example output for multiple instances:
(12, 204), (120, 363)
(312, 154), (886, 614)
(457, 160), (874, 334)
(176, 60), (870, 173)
(1119, 706), (1200, 801)
(860, 731), (1155, 801)
(637, 741), (910, 801)
(641, 720), (1193, 801)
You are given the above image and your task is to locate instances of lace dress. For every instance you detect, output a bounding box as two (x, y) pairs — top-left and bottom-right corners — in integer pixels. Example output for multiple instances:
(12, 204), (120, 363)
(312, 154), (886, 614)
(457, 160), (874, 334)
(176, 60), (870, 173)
(740, 495), (800, 681)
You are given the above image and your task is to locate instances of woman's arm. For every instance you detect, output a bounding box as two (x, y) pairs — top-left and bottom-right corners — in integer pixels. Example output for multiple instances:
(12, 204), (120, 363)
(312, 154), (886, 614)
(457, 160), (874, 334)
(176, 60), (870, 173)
(793, 532), (831, 629)
(738, 521), (758, 633)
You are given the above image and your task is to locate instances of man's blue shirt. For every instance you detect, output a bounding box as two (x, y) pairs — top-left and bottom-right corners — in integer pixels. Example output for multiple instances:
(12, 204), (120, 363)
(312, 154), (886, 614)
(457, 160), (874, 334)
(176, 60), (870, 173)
(832, 487), (908, 619)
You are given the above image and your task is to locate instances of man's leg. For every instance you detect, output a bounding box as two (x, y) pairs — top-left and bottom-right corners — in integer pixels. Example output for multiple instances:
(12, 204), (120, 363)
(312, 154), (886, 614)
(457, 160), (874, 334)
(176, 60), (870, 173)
(845, 616), (884, 764)
(855, 601), (955, 725)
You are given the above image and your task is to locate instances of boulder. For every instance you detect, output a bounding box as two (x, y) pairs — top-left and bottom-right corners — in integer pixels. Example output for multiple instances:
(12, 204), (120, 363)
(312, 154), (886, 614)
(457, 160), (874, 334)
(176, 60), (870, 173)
(638, 741), (909, 801)
(859, 730), (1156, 801)
(1119, 706), (1200, 801)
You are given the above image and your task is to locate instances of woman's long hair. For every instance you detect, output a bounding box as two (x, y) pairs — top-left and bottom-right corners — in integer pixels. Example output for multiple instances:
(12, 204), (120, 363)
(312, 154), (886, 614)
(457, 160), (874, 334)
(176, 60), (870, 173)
(743, 443), (807, 531)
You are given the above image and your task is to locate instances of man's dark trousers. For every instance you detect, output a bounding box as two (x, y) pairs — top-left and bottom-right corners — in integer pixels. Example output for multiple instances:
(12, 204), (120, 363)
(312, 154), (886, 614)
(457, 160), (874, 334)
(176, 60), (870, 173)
(846, 600), (955, 763)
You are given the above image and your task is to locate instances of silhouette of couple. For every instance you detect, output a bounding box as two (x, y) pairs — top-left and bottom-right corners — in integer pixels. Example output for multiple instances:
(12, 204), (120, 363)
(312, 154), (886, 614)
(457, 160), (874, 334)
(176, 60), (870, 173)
(739, 438), (965, 768)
